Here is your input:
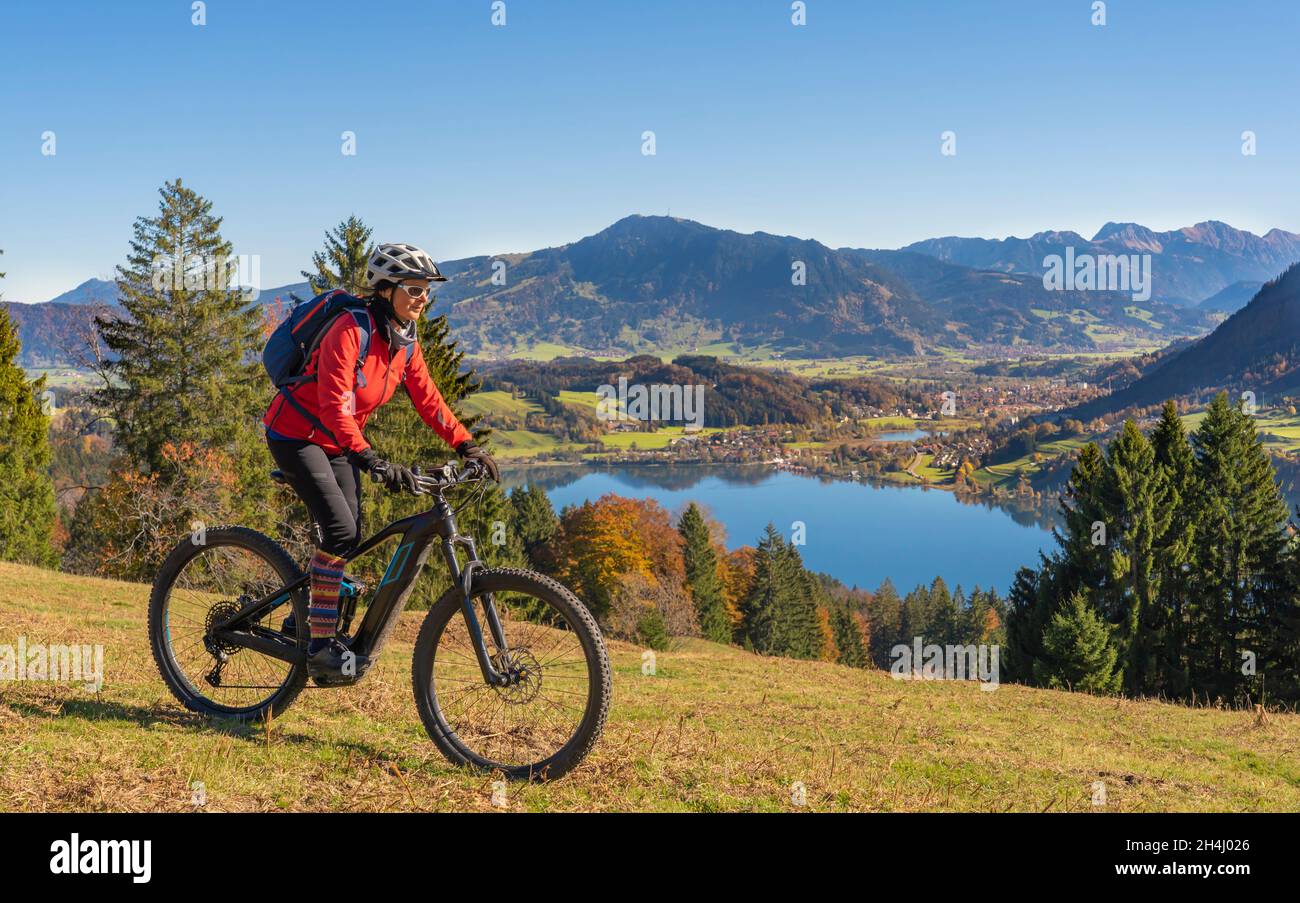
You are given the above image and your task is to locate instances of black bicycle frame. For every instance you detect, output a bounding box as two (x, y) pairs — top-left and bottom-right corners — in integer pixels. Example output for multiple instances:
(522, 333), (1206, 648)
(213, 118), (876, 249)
(213, 492), (512, 686)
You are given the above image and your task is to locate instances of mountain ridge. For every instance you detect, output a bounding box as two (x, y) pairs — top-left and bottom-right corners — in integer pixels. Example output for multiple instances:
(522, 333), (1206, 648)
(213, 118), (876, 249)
(903, 220), (1300, 305)
(435, 214), (1211, 357)
(1067, 264), (1300, 418)
(18, 213), (1286, 365)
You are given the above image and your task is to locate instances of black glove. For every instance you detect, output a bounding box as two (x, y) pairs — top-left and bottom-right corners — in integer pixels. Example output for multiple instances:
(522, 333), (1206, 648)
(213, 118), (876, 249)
(455, 440), (500, 482)
(348, 448), (420, 494)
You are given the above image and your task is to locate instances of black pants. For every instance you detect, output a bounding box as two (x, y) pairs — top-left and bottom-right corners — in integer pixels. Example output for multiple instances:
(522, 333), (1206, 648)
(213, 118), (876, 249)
(268, 439), (363, 557)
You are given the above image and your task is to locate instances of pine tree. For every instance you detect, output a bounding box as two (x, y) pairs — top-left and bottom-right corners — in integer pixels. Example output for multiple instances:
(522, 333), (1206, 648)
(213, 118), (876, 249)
(743, 524), (790, 654)
(1035, 591), (1122, 694)
(830, 606), (869, 667)
(1101, 420), (1173, 694)
(1149, 400), (1197, 695)
(678, 503), (731, 643)
(868, 577), (904, 668)
(1187, 392), (1292, 700)
(1053, 441), (1108, 598)
(509, 483), (558, 568)
(302, 215), (373, 296)
(776, 545), (825, 660)
(93, 179), (265, 475)
(0, 273), (57, 566)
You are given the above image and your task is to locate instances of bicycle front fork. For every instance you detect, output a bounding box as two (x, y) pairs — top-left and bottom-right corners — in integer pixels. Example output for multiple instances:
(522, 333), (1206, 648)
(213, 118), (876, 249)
(443, 535), (513, 687)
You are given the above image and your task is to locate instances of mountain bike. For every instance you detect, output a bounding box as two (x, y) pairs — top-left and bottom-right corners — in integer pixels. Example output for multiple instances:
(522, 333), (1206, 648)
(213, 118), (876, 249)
(147, 459), (610, 781)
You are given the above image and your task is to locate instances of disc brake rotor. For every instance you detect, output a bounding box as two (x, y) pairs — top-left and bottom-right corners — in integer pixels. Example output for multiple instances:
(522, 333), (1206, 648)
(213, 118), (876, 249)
(492, 648), (542, 704)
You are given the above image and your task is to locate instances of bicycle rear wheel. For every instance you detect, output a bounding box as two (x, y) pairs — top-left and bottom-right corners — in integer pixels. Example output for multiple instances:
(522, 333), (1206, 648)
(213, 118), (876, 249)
(411, 568), (611, 781)
(149, 526), (308, 722)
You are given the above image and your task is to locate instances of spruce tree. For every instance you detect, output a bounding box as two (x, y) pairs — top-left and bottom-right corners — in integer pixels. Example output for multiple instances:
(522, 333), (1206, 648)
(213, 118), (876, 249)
(678, 503), (731, 643)
(1053, 441), (1109, 599)
(1003, 562), (1076, 684)
(1035, 592), (1122, 694)
(302, 215), (373, 296)
(93, 179), (265, 475)
(0, 275), (57, 566)
(929, 576), (960, 645)
(1101, 420), (1173, 694)
(902, 583), (932, 644)
(865, 577), (902, 665)
(777, 546), (825, 660)
(1188, 392), (1291, 699)
(742, 524), (789, 654)
(509, 483), (558, 568)
(1150, 400), (1197, 695)
(831, 607), (869, 668)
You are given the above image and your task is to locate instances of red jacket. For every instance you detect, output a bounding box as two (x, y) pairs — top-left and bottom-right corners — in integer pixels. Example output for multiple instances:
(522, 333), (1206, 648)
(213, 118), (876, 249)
(263, 310), (472, 455)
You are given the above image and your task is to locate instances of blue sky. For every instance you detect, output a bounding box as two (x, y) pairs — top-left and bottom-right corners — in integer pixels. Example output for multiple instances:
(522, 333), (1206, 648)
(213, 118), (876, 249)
(2, 0), (1297, 301)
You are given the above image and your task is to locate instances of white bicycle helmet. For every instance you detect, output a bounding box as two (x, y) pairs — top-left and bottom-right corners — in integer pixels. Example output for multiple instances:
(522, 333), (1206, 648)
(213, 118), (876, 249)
(365, 243), (448, 288)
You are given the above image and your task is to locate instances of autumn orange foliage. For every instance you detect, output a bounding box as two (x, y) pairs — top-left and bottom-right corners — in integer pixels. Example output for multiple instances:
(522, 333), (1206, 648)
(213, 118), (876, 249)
(549, 494), (684, 620)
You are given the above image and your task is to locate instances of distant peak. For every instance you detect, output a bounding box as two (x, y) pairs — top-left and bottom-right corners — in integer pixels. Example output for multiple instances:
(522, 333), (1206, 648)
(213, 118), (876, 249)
(1178, 220), (1251, 242)
(1262, 227), (1300, 240)
(609, 213), (698, 227)
(1027, 229), (1087, 243)
(1091, 221), (1163, 252)
(1091, 221), (1155, 241)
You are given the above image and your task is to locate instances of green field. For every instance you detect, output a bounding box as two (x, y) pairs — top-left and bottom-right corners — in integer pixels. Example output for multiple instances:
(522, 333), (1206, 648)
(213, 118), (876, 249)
(971, 406), (1300, 490)
(1246, 409), (1300, 452)
(489, 430), (583, 459)
(555, 389), (602, 411)
(464, 389), (730, 457)
(24, 368), (98, 390)
(502, 341), (598, 362)
(879, 452), (955, 485)
(598, 425), (722, 450)
(459, 389), (544, 420)
(3, 560), (1298, 812)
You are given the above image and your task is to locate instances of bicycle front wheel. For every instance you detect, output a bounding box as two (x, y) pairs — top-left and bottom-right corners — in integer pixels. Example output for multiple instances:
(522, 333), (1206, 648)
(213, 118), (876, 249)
(411, 568), (611, 781)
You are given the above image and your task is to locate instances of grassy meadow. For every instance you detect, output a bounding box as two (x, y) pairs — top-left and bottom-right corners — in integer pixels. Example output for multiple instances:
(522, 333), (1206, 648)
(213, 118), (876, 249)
(2, 561), (1298, 812)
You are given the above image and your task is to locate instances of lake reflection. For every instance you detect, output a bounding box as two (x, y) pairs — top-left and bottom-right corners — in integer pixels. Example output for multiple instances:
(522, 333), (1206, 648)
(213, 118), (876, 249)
(503, 464), (1057, 594)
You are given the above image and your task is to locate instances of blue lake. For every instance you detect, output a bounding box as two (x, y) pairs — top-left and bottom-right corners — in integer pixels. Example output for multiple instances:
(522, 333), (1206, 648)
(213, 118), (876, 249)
(873, 429), (930, 442)
(505, 465), (1057, 595)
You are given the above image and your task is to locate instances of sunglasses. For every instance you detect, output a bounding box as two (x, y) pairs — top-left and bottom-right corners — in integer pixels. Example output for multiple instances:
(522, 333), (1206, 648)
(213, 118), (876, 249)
(398, 283), (430, 299)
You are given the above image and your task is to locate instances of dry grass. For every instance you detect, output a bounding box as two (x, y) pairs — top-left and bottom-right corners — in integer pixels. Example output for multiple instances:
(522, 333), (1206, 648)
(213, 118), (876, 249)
(1, 560), (1298, 812)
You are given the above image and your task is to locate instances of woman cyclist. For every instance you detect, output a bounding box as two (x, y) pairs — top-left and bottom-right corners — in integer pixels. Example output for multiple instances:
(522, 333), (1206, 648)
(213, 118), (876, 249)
(262, 242), (498, 682)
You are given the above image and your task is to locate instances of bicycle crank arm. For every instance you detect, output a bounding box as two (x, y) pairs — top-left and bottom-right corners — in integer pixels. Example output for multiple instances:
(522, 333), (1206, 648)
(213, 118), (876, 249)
(215, 628), (304, 665)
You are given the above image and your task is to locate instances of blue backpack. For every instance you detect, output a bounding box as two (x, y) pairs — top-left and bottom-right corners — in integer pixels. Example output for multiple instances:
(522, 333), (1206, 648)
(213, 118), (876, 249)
(262, 289), (410, 443)
(263, 289), (378, 390)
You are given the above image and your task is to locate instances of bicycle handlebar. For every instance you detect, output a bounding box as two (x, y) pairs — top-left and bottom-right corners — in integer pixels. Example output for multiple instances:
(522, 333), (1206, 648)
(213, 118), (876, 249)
(369, 459), (488, 495)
